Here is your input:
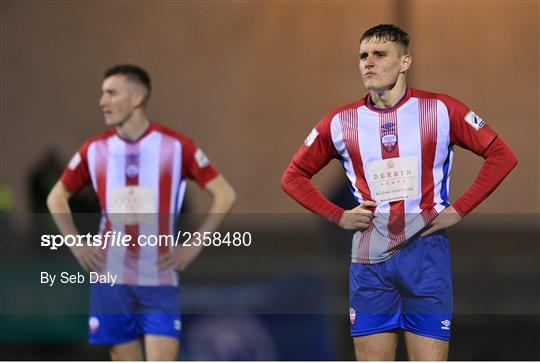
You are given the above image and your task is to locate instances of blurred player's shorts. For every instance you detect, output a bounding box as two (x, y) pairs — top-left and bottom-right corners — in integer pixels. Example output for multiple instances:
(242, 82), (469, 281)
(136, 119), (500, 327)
(88, 283), (181, 344)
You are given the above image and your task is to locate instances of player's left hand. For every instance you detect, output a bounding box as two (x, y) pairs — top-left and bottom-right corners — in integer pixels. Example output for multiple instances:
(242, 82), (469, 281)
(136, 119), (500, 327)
(420, 206), (462, 237)
(158, 245), (204, 272)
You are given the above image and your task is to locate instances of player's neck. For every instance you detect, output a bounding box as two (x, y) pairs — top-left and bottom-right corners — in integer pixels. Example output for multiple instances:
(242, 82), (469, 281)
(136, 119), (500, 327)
(116, 111), (150, 142)
(369, 80), (407, 109)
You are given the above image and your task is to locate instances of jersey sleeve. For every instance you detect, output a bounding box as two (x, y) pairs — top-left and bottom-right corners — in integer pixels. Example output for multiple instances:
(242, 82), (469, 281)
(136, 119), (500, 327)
(60, 142), (91, 193)
(291, 114), (339, 175)
(440, 94), (497, 155)
(281, 114), (345, 225)
(452, 136), (518, 216)
(438, 94), (517, 215)
(181, 137), (219, 189)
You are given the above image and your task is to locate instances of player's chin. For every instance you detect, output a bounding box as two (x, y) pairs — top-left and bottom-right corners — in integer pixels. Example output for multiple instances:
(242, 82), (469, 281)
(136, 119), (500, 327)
(363, 80), (378, 91)
(104, 117), (121, 127)
(365, 83), (390, 93)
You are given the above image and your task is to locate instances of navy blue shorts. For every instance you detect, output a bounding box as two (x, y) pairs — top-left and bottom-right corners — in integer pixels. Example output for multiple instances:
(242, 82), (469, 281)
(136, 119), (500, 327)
(88, 284), (181, 345)
(349, 232), (452, 341)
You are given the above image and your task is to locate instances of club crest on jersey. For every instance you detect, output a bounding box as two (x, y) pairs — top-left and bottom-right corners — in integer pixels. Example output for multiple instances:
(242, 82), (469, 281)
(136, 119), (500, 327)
(126, 164), (139, 178)
(304, 128), (319, 147)
(464, 111), (486, 130)
(125, 153), (139, 178)
(381, 134), (398, 152)
(349, 308), (356, 325)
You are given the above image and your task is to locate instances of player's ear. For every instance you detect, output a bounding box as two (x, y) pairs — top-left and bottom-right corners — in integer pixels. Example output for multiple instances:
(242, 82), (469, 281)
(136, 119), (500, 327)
(400, 54), (412, 73)
(131, 89), (146, 109)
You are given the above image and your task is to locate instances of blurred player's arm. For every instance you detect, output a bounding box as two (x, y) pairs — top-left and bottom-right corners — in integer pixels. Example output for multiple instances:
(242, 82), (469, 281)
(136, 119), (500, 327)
(47, 181), (103, 271)
(47, 181), (79, 236)
(162, 174), (236, 272)
(196, 174), (237, 232)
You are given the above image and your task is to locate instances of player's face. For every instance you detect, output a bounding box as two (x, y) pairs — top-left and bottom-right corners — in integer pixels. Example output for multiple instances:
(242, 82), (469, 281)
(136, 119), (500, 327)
(99, 75), (139, 126)
(358, 39), (410, 92)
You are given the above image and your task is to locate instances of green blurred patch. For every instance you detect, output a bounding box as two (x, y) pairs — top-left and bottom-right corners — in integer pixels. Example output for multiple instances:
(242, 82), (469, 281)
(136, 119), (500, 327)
(0, 261), (89, 342)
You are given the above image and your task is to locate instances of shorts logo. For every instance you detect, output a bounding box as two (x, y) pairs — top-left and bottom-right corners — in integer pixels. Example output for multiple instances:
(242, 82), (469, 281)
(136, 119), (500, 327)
(464, 111), (486, 130)
(89, 316), (99, 333)
(195, 148), (210, 168)
(174, 319), (182, 331)
(349, 308), (356, 325)
(441, 319), (451, 330)
(304, 128), (319, 147)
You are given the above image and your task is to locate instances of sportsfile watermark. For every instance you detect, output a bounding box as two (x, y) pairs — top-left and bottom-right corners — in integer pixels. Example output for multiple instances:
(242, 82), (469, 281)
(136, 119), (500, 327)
(2, 212), (535, 315)
(41, 231), (253, 250)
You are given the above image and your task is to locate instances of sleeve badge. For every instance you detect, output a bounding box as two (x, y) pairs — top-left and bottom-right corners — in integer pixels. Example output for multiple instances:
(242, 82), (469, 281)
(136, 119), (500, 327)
(68, 152), (81, 170)
(195, 148), (210, 168)
(464, 111), (486, 130)
(304, 128), (319, 147)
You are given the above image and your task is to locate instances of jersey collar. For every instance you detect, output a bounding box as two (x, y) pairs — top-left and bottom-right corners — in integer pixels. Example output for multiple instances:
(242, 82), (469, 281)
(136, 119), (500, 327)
(365, 87), (411, 113)
(115, 122), (154, 143)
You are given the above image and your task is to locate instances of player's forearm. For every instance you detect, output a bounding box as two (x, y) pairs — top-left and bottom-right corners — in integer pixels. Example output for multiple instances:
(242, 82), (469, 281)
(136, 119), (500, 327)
(281, 163), (344, 225)
(46, 182), (80, 236)
(453, 137), (518, 216)
(197, 176), (237, 234)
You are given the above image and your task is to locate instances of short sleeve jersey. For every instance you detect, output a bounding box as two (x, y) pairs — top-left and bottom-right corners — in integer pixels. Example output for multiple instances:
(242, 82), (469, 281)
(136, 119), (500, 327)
(61, 122), (219, 285)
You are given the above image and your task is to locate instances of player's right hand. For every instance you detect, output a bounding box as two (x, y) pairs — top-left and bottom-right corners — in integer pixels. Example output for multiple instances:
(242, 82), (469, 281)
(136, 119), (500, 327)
(339, 201), (377, 231)
(70, 244), (104, 272)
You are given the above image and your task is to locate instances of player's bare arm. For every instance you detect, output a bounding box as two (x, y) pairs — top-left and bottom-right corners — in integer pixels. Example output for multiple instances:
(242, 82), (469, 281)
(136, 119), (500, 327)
(47, 181), (104, 272)
(159, 174), (237, 271)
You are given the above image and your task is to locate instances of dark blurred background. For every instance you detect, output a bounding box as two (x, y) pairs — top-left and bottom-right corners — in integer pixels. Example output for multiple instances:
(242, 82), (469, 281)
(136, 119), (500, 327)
(0, 0), (538, 360)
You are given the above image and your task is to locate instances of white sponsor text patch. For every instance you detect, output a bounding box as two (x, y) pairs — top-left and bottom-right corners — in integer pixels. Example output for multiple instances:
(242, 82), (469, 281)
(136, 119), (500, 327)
(366, 156), (419, 203)
(109, 186), (154, 224)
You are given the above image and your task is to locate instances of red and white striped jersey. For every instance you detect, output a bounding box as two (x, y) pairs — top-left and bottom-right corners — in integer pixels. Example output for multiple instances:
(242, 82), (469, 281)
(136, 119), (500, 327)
(292, 88), (497, 263)
(61, 122), (218, 285)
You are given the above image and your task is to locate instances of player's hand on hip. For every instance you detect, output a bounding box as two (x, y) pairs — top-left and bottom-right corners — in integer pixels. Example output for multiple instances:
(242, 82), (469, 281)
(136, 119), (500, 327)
(421, 206), (462, 237)
(158, 245), (204, 272)
(339, 200), (377, 231)
(70, 244), (104, 272)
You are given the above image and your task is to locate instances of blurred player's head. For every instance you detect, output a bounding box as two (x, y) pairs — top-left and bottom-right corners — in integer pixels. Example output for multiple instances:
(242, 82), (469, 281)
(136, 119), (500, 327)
(358, 24), (411, 92)
(99, 64), (151, 126)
